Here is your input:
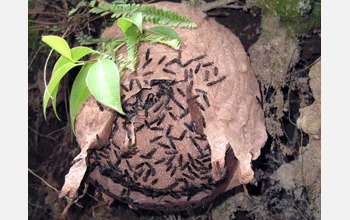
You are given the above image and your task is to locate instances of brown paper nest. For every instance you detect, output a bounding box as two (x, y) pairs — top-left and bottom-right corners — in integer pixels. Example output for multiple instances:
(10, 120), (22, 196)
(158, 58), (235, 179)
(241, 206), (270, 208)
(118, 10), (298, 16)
(59, 2), (268, 212)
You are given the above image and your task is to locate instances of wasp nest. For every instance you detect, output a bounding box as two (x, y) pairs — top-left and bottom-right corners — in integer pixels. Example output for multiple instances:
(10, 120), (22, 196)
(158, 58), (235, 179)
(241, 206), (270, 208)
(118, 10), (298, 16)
(59, 2), (268, 211)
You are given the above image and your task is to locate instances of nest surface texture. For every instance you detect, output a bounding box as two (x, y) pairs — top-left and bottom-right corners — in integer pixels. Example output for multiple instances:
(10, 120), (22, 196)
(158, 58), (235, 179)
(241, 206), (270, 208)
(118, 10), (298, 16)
(60, 2), (268, 212)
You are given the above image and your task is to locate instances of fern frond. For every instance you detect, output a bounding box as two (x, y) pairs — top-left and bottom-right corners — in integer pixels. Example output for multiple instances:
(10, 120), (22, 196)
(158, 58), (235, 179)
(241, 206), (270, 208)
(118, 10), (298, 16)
(123, 25), (140, 72)
(140, 5), (197, 28)
(75, 32), (125, 57)
(140, 34), (180, 50)
(143, 7), (196, 28)
(116, 54), (128, 76)
(75, 32), (116, 46)
(89, 3), (197, 28)
(75, 32), (97, 45)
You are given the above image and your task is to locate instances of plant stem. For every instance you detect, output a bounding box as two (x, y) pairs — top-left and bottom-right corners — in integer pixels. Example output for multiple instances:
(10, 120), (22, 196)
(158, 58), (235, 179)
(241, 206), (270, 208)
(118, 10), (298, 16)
(114, 42), (126, 53)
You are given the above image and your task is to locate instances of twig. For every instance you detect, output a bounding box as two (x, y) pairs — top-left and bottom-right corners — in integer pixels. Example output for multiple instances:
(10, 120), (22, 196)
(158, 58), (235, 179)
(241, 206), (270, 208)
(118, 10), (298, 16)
(286, 87), (297, 127)
(266, 209), (284, 220)
(28, 126), (57, 142)
(281, 120), (293, 147)
(299, 129), (306, 185)
(61, 0), (69, 13)
(35, 0), (65, 13)
(29, 20), (65, 25)
(47, 125), (69, 137)
(206, 202), (214, 215)
(289, 56), (321, 77)
(144, 0), (158, 4)
(28, 168), (59, 193)
(196, 0), (238, 12)
(43, 48), (54, 98)
(28, 168), (83, 209)
(28, 201), (62, 219)
(28, 11), (67, 17)
(243, 184), (252, 199)
(79, 201), (108, 220)
(60, 199), (74, 220)
(294, 204), (308, 220)
(35, 195), (60, 220)
(28, 44), (45, 70)
(218, 5), (245, 9)
(264, 85), (277, 105)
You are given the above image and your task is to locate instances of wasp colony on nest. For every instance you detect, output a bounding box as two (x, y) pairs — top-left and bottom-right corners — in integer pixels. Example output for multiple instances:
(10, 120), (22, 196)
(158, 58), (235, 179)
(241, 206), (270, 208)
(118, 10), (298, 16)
(59, 1), (268, 212)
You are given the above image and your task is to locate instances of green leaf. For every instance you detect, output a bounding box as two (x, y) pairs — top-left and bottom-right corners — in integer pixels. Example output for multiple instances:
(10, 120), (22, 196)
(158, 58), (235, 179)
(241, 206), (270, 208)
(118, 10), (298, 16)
(43, 62), (82, 120)
(70, 63), (93, 133)
(45, 46), (97, 120)
(117, 12), (143, 33)
(86, 59), (125, 115)
(42, 35), (73, 60)
(117, 17), (132, 33)
(52, 46), (97, 74)
(71, 46), (99, 60)
(130, 12), (143, 32)
(52, 56), (72, 76)
(145, 26), (184, 44)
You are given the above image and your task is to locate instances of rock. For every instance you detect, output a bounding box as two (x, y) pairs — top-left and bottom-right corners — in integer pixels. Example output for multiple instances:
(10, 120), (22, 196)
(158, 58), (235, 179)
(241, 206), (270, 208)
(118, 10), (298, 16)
(295, 59), (321, 218)
(248, 15), (300, 87)
(211, 192), (254, 220)
(270, 163), (295, 190)
(297, 59), (321, 139)
(248, 15), (300, 147)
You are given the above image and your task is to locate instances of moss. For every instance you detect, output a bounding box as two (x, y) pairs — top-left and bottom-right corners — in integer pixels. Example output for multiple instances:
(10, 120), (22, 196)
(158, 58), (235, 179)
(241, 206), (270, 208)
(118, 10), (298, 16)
(259, 0), (321, 34)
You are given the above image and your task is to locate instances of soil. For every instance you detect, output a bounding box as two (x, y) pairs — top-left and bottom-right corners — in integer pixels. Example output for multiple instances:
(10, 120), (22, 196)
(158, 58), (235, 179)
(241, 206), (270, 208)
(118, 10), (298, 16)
(28, 0), (321, 219)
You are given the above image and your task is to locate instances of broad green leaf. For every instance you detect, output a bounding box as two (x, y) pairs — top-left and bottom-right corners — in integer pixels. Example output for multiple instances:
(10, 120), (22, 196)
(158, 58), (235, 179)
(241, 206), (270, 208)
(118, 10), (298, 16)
(45, 46), (97, 120)
(145, 26), (184, 44)
(70, 63), (94, 133)
(43, 62), (82, 120)
(130, 12), (143, 32)
(52, 56), (72, 75)
(117, 12), (143, 33)
(52, 46), (98, 74)
(118, 18), (132, 33)
(71, 46), (99, 60)
(42, 35), (73, 60)
(86, 59), (125, 115)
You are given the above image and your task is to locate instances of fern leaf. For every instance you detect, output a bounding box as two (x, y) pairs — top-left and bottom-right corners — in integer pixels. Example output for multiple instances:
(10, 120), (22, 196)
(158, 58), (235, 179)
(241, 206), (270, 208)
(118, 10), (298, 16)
(97, 1), (112, 11)
(123, 25), (140, 72)
(89, 3), (197, 28)
(89, 7), (104, 14)
(111, 12), (123, 19)
(75, 32), (121, 46)
(75, 33), (96, 45)
(101, 11), (111, 16)
(143, 6), (197, 28)
(116, 54), (127, 76)
(140, 34), (180, 50)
